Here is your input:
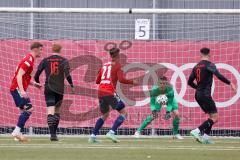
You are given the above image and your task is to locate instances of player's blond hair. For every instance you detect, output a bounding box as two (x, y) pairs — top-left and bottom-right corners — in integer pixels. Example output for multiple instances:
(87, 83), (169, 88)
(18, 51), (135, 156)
(52, 44), (62, 53)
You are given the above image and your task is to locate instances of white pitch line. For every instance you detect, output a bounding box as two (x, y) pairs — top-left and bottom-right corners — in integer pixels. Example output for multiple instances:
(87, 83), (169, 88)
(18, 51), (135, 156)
(1, 138), (239, 145)
(0, 145), (240, 151)
(0, 143), (240, 149)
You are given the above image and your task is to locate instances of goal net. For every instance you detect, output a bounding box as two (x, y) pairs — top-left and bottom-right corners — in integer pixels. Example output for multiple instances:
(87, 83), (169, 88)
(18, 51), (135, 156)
(0, 8), (239, 137)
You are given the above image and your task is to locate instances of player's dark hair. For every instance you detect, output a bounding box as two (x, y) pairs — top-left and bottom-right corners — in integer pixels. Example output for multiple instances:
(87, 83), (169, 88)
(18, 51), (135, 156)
(52, 44), (62, 53)
(200, 47), (210, 55)
(109, 47), (120, 58)
(30, 42), (43, 50)
(159, 76), (168, 81)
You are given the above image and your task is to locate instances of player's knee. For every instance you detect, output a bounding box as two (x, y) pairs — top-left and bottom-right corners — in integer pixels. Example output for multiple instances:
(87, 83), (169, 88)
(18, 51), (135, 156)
(212, 117), (218, 123)
(174, 112), (180, 118)
(47, 106), (55, 115)
(151, 110), (158, 119)
(209, 113), (218, 123)
(25, 103), (33, 112)
(123, 111), (128, 119)
(101, 112), (110, 120)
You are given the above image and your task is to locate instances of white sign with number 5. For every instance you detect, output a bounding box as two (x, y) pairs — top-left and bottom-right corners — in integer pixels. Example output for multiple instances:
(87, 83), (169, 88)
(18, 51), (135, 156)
(135, 19), (150, 40)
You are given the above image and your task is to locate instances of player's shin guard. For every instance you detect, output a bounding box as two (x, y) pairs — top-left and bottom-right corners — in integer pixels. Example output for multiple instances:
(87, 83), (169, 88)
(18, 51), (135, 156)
(17, 111), (32, 129)
(172, 117), (180, 135)
(54, 113), (60, 135)
(92, 118), (104, 136)
(198, 118), (214, 132)
(111, 114), (126, 133)
(47, 114), (56, 137)
(137, 115), (153, 133)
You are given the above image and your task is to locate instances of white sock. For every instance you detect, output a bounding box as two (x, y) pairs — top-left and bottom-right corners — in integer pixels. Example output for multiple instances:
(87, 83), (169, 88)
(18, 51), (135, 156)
(109, 130), (115, 134)
(193, 128), (200, 133)
(90, 134), (96, 137)
(203, 133), (209, 139)
(13, 126), (21, 133)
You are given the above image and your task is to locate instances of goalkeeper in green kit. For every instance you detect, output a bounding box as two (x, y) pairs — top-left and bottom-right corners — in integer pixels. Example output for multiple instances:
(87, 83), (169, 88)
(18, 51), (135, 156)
(134, 76), (183, 139)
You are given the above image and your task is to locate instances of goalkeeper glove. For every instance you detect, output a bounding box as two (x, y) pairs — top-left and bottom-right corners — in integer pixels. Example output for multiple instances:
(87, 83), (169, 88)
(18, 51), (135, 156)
(164, 111), (171, 120)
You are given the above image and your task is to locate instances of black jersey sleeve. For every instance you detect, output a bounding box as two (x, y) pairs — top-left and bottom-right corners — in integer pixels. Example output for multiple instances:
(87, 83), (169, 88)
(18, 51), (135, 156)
(34, 58), (46, 83)
(63, 60), (74, 88)
(188, 67), (198, 89)
(207, 63), (231, 85)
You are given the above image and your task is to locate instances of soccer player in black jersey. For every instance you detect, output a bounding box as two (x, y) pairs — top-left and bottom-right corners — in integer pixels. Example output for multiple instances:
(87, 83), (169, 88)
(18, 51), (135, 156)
(34, 44), (74, 141)
(188, 47), (237, 144)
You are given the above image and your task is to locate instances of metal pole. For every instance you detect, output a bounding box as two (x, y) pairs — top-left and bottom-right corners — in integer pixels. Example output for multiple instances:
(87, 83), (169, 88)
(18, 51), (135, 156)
(30, 0), (34, 39)
(151, 0), (156, 136)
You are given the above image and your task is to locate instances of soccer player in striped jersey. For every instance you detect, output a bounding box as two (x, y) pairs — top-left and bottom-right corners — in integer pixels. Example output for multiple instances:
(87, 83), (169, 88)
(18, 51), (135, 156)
(34, 44), (74, 141)
(188, 47), (237, 144)
(89, 47), (138, 143)
(10, 42), (43, 142)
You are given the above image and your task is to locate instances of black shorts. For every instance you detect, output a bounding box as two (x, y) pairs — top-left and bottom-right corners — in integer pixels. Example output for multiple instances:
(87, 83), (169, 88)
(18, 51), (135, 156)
(195, 92), (217, 114)
(99, 94), (125, 114)
(44, 88), (63, 107)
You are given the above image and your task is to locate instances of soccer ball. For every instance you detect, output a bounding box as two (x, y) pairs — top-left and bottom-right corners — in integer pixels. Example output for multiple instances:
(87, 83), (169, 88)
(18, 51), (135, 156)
(156, 94), (168, 104)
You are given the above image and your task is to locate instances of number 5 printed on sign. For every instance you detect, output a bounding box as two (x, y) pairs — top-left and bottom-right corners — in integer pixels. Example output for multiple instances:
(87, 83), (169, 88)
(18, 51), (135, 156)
(135, 19), (150, 40)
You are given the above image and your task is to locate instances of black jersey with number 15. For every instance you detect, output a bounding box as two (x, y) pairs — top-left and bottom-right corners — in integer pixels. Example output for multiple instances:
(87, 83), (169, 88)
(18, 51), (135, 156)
(188, 60), (230, 96)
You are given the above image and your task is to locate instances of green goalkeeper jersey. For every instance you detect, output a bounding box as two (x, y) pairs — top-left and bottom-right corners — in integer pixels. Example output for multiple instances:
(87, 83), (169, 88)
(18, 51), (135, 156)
(150, 83), (178, 112)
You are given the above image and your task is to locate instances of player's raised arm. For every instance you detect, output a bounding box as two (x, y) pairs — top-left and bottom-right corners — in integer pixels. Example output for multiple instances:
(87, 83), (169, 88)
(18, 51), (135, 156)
(117, 66), (134, 84)
(207, 63), (237, 93)
(207, 63), (230, 85)
(188, 68), (198, 89)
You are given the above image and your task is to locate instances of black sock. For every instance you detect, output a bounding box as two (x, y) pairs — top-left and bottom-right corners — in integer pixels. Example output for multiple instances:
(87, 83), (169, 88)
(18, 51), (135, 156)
(47, 114), (56, 137)
(54, 113), (60, 135)
(198, 119), (214, 132)
(204, 124), (213, 135)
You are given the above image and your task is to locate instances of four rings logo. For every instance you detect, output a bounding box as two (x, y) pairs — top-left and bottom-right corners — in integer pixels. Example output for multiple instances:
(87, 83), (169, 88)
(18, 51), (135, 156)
(117, 63), (240, 108)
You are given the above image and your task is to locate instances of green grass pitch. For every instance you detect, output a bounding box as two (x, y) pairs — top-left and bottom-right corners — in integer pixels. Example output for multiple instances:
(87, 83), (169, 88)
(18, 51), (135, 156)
(0, 136), (239, 160)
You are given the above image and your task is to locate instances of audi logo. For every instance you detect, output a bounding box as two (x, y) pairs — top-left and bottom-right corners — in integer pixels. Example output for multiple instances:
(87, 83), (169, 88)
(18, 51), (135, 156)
(117, 63), (240, 108)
